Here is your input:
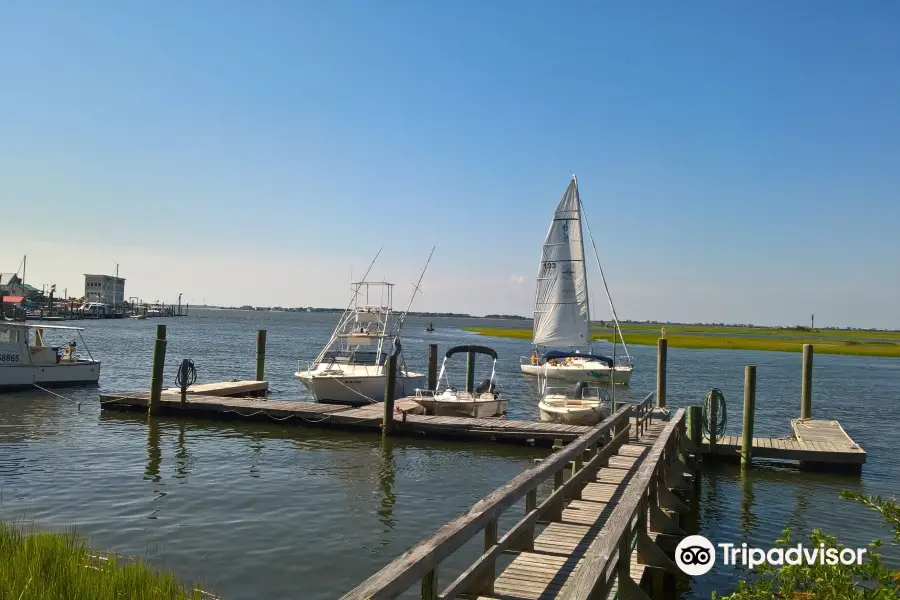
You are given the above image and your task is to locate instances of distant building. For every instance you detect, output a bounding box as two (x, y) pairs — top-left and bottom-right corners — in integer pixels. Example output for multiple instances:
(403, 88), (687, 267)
(84, 274), (125, 305)
(0, 274), (41, 300)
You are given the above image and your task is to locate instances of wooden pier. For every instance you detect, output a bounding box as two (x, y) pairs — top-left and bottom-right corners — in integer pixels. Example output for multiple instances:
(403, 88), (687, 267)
(340, 403), (691, 600)
(98, 390), (613, 445)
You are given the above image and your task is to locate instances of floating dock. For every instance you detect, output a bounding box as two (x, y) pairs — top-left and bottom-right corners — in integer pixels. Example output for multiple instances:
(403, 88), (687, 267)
(162, 379), (269, 398)
(99, 390), (597, 445)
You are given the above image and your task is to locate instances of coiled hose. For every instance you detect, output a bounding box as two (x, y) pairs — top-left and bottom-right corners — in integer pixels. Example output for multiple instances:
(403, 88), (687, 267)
(175, 359), (197, 390)
(702, 388), (727, 443)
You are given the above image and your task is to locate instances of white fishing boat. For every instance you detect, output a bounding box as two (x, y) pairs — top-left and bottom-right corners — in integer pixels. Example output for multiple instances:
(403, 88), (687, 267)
(539, 380), (610, 426)
(519, 175), (633, 386)
(413, 345), (507, 418)
(295, 248), (434, 406)
(0, 323), (100, 390)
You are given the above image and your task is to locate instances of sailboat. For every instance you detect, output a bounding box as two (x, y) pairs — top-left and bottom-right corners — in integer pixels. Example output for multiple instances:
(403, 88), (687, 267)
(295, 248), (434, 406)
(519, 175), (634, 388)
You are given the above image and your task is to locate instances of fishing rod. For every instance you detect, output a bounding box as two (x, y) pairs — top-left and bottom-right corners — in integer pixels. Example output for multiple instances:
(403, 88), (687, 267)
(394, 245), (436, 336)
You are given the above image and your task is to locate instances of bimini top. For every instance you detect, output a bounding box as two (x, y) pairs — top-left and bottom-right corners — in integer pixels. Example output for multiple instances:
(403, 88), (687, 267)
(543, 350), (613, 368)
(444, 345), (498, 360)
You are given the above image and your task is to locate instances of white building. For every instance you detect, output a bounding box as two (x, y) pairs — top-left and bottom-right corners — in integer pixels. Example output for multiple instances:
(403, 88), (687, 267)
(84, 274), (125, 305)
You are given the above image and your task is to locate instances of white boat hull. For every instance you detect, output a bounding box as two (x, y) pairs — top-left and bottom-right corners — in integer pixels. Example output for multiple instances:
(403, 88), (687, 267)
(295, 370), (426, 406)
(0, 362), (101, 390)
(539, 397), (609, 426)
(520, 362), (632, 385)
(415, 395), (508, 418)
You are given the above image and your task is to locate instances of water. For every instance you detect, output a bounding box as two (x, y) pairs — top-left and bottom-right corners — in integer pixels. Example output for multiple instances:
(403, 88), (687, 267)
(1, 310), (897, 599)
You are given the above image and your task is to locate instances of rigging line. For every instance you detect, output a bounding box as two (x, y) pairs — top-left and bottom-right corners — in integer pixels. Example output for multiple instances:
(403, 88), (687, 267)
(578, 197), (631, 360)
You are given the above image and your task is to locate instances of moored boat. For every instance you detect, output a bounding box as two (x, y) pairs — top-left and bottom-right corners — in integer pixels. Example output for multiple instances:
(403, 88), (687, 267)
(413, 345), (507, 418)
(538, 380), (610, 426)
(0, 323), (100, 390)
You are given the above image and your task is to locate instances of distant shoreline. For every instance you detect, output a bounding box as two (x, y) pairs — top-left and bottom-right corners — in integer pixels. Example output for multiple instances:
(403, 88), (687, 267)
(463, 325), (900, 358)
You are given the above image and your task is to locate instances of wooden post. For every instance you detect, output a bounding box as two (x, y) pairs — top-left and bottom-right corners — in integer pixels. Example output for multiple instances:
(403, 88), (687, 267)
(383, 354), (398, 436)
(801, 344), (813, 420)
(656, 337), (667, 408)
(465, 350), (475, 393)
(687, 405), (702, 448)
(428, 343), (438, 391)
(256, 329), (267, 381)
(148, 324), (167, 415)
(741, 365), (757, 469)
(709, 392), (718, 455)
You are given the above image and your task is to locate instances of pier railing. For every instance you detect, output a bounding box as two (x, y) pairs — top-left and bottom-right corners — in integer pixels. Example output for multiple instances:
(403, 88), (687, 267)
(340, 396), (654, 600)
(562, 408), (687, 599)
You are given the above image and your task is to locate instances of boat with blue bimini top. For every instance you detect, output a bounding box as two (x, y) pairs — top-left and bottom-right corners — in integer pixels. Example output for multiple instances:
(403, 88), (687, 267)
(0, 323), (100, 390)
(413, 345), (507, 418)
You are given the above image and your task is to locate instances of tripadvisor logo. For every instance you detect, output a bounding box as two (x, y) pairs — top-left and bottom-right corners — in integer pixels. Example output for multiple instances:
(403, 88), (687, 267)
(675, 534), (868, 576)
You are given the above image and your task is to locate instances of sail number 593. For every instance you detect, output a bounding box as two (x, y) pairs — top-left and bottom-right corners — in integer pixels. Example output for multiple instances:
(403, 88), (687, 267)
(543, 262), (556, 270)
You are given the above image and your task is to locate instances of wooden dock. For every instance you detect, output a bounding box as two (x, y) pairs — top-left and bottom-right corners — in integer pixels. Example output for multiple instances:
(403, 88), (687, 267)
(162, 379), (269, 398)
(340, 401), (690, 600)
(99, 390), (612, 445)
(696, 418), (865, 470)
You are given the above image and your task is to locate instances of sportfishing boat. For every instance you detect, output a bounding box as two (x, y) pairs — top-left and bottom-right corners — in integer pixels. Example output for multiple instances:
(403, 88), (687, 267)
(0, 323), (100, 390)
(519, 175), (633, 386)
(539, 379), (610, 426)
(295, 248), (434, 406)
(412, 345), (507, 418)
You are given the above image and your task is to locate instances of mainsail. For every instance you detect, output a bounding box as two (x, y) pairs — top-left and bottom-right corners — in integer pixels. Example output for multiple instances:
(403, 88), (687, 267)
(532, 177), (591, 347)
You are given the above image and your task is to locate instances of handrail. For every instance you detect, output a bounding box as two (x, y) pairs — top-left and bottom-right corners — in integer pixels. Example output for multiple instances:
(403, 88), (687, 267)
(631, 390), (655, 439)
(560, 408), (687, 600)
(340, 403), (634, 600)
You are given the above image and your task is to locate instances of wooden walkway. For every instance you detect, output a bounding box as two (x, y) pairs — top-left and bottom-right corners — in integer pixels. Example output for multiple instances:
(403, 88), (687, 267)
(99, 390), (612, 445)
(697, 418), (865, 469)
(340, 398), (691, 600)
(162, 379), (268, 397)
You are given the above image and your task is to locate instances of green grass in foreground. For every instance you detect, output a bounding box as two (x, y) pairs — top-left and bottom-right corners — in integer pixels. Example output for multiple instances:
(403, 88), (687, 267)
(464, 327), (900, 357)
(0, 520), (208, 600)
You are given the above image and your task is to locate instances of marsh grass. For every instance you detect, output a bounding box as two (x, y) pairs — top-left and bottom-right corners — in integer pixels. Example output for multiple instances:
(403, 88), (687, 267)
(604, 323), (900, 340)
(0, 520), (211, 600)
(464, 327), (900, 358)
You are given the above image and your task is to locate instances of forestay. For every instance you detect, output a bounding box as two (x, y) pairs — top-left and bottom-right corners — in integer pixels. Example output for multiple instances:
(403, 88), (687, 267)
(533, 177), (591, 347)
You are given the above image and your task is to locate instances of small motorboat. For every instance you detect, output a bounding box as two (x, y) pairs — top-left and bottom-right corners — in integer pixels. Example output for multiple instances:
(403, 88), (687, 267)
(413, 345), (507, 418)
(538, 381), (610, 426)
(0, 323), (100, 390)
(425, 322), (434, 332)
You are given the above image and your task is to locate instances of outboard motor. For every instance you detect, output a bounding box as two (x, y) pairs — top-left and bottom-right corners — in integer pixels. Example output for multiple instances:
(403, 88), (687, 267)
(474, 378), (492, 394)
(573, 380), (586, 399)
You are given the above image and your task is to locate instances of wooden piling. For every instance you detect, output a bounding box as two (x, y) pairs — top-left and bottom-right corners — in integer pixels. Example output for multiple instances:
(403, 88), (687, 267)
(465, 350), (476, 393)
(687, 405), (702, 448)
(148, 324), (167, 415)
(801, 344), (813, 420)
(656, 337), (667, 408)
(741, 365), (757, 469)
(383, 354), (398, 436)
(256, 329), (267, 382)
(428, 343), (438, 391)
(709, 392), (718, 455)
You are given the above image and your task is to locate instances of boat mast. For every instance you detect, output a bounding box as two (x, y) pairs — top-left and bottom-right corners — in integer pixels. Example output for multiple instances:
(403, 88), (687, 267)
(573, 173), (593, 352)
(579, 192), (631, 361)
(394, 245), (436, 336)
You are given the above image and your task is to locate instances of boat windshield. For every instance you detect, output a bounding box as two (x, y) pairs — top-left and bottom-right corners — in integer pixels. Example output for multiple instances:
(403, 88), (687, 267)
(323, 350), (386, 365)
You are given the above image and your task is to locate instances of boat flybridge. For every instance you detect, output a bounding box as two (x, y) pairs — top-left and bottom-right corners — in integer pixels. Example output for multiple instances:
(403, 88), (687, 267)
(0, 322), (100, 390)
(519, 175), (634, 386)
(295, 247), (435, 406)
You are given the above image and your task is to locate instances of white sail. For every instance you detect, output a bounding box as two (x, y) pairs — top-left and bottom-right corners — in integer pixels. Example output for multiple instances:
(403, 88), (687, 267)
(532, 177), (590, 347)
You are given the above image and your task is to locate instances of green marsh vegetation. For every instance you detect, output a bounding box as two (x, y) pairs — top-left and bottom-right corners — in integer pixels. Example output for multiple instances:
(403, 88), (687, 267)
(464, 325), (900, 358)
(0, 520), (212, 600)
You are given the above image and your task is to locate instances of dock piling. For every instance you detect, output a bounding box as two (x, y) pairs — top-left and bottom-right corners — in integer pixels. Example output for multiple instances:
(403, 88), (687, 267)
(801, 344), (813, 419)
(687, 405), (702, 449)
(383, 354), (398, 436)
(709, 392), (718, 455)
(148, 324), (167, 415)
(428, 343), (438, 391)
(741, 365), (757, 469)
(256, 329), (267, 384)
(656, 337), (667, 408)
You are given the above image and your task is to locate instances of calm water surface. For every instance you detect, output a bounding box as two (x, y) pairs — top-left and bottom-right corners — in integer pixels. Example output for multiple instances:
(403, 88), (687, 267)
(1, 310), (897, 599)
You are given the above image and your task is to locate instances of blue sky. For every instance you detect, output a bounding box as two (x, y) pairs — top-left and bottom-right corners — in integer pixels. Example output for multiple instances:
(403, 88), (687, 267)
(2, 2), (898, 327)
